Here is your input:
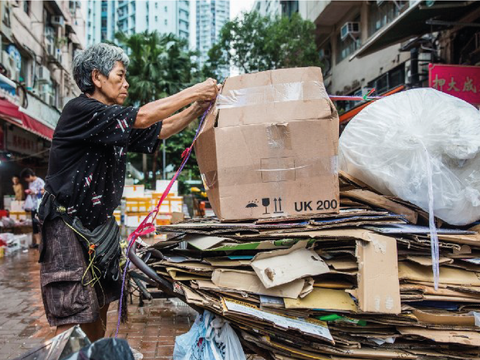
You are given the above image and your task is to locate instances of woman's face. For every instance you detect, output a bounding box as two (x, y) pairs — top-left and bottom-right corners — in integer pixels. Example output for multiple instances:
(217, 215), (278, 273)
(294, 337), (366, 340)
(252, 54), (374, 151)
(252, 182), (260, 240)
(12, 177), (19, 185)
(94, 61), (130, 105)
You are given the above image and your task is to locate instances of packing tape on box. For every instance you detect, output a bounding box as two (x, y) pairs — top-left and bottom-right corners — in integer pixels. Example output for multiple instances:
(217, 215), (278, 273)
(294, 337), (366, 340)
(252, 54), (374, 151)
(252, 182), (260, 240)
(216, 81), (329, 109)
(201, 155), (338, 190)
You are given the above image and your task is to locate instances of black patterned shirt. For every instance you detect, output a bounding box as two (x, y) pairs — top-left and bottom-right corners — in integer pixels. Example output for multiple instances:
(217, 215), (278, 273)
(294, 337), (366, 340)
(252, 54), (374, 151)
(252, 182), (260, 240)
(44, 94), (161, 229)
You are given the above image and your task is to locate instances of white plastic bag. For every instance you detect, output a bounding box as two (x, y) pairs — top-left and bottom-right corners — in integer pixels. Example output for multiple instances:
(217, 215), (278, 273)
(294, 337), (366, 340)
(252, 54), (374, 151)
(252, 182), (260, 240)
(24, 195), (35, 211)
(174, 311), (245, 360)
(207, 316), (246, 360)
(339, 88), (480, 226)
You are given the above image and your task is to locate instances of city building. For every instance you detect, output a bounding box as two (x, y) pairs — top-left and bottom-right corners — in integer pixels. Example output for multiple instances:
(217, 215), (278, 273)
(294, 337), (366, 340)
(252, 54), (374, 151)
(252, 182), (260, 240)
(299, 0), (480, 112)
(195, 0), (229, 76)
(86, 0), (191, 47)
(252, 0), (299, 18)
(0, 0), (85, 206)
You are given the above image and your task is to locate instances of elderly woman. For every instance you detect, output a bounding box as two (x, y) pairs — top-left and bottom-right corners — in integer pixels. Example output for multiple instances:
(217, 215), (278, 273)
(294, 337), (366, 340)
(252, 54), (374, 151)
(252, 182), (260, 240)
(38, 43), (218, 341)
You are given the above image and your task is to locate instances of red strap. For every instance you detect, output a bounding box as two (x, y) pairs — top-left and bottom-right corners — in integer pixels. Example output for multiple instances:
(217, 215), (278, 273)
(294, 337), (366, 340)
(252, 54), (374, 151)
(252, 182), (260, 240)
(126, 102), (212, 247)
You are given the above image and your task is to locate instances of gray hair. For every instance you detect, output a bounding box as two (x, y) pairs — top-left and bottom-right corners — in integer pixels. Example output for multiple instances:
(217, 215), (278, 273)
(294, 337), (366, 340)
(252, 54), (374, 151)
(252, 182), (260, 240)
(73, 43), (130, 94)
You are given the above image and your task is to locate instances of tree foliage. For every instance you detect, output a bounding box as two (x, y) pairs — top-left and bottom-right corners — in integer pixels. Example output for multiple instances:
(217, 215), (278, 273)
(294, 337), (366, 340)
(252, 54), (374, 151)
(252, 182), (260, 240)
(204, 12), (321, 75)
(114, 31), (202, 189)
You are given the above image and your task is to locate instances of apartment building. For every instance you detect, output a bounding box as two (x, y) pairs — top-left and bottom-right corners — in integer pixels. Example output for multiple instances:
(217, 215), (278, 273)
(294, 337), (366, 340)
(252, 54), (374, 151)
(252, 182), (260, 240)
(252, 0), (299, 18)
(196, 0), (229, 74)
(86, 0), (191, 46)
(0, 0), (85, 204)
(299, 0), (480, 109)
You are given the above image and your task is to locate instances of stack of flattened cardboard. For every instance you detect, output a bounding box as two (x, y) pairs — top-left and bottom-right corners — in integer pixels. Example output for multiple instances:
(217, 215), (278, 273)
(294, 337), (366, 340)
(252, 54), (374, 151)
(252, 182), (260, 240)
(143, 172), (480, 360)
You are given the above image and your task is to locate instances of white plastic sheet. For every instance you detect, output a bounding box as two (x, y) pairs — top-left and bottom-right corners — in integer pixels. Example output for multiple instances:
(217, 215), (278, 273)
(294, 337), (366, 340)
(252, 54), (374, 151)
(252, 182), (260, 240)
(340, 88), (480, 226)
(340, 88), (480, 289)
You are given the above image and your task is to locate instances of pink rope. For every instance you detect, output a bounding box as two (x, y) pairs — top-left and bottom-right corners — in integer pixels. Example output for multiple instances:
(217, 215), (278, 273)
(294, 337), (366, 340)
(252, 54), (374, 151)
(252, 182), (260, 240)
(115, 102), (213, 338)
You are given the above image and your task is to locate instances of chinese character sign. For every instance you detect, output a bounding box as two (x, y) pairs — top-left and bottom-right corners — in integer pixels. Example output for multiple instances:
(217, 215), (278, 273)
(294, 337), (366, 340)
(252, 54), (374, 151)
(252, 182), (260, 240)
(6, 126), (40, 155)
(429, 64), (480, 105)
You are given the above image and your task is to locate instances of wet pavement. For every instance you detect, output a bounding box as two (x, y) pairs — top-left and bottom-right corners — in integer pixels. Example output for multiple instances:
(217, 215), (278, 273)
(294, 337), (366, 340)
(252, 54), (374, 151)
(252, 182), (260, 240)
(0, 249), (197, 360)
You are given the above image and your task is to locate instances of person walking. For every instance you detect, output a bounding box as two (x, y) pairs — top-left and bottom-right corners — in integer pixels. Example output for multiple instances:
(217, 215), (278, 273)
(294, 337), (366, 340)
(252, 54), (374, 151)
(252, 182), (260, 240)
(20, 168), (44, 249)
(38, 43), (219, 342)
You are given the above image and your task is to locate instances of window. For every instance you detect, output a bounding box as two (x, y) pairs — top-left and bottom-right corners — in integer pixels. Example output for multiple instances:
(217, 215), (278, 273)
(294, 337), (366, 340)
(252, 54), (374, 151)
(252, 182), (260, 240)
(368, 1), (407, 37)
(155, 15), (158, 22)
(336, 15), (361, 64)
(164, 19), (167, 25)
(155, 2), (158, 8)
(164, 6), (168, 12)
(23, 0), (30, 15)
(367, 64), (406, 94)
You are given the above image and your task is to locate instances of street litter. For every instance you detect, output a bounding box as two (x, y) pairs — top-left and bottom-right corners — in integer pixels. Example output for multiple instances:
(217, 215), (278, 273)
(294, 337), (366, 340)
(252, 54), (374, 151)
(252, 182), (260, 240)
(13, 325), (134, 360)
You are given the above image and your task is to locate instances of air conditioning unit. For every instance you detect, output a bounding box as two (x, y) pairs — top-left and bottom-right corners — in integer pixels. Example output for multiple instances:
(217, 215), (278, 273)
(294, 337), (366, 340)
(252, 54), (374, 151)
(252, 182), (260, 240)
(1, 51), (18, 81)
(37, 66), (51, 83)
(41, 92), (55, 106)
(51, 15), (65, 28)
(341, 22), (360, 41)
(39, 83), (51, 94)
(1, 51), (14, 69)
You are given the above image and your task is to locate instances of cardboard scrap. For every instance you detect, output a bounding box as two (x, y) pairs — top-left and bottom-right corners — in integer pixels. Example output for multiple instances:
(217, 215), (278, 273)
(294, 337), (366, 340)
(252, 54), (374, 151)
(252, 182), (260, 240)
(397, 327), (480, 346)
(341, 189), (418, 224)
(283, 288), (357, 312)
(399, 262), (480, 286)
(223, 298), (334, 343)
(356, 232), (401, 314)
(366, 224), (474, 235)
(251, 242), (330, 288)
(148, 170), (480, 359)
(406, 255), (453, 266)
(212, 269), (305, 299)
(188, 235), (298, 251)
(409, 307), (475, 327)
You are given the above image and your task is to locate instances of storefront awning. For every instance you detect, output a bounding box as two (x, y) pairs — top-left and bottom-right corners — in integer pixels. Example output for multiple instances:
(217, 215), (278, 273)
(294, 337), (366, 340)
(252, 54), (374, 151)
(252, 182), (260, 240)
(0, 98), (54, 140)
(349, 0), (480, 61)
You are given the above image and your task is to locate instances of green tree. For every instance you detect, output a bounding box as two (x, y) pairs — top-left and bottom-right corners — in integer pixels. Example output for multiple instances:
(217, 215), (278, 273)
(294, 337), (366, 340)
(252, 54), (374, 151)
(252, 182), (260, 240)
(114, 31), (203, 190)
(204, 12), (321, 75)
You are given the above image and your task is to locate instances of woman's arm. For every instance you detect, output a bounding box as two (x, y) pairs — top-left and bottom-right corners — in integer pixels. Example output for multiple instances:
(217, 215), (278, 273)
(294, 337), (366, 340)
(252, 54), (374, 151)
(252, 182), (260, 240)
(159, 102), (209, 139)
(134, 79), (218, 129)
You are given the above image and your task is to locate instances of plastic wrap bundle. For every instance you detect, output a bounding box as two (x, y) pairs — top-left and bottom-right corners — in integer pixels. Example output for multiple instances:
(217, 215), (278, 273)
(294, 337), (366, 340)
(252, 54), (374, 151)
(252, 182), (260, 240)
(340, 88), (480, 226)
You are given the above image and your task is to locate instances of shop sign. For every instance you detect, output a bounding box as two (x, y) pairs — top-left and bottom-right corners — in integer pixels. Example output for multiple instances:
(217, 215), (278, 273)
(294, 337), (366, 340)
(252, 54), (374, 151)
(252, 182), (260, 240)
(6, 125), (40, 155)
(429, 64), (480, 105)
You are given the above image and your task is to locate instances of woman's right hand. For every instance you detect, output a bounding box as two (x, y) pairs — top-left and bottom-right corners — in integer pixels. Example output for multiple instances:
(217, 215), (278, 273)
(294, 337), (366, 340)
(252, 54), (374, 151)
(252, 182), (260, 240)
(194, 78), (219, 102)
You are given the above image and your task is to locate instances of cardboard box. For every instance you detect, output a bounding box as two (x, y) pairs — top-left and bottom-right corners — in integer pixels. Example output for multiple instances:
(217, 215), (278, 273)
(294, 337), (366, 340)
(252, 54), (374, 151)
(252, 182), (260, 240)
(10, 201), (24, 212)
(195, 67), (339, 221)
(126, 197), (152, 212)
(123, 185), (145, 198)
(156, 180), (178, 196)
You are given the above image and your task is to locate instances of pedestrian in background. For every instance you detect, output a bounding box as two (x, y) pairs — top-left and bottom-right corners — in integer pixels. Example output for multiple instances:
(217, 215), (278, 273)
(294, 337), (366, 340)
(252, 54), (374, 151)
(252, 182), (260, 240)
(12, 175), (24, 201)
(38, 42), (219, 343)
(21, 168), (45, 249)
